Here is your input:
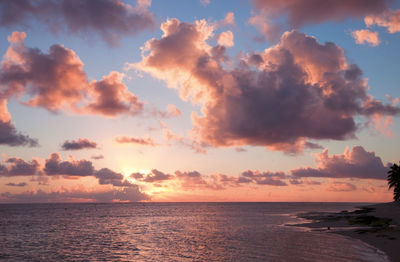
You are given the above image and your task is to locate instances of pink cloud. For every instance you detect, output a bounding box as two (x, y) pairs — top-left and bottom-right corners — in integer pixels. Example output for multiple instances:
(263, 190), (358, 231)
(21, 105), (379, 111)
(248, 13), (281, 42)
(365, 9), (400, 34)
(114, 136), (157, 146)
(86, 72), (143, 117)
(291, 146), (390, 180)
(133, 19), (399, 153)
(0, 0), (154, 46)
(1, 33), (88, 112)
(351, 29), (380, 46)
(0, 32), (145, 118)
(217, 30), (234, 47)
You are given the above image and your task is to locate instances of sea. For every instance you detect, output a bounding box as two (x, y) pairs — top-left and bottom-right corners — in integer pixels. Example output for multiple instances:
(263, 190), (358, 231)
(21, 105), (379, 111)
(0, 202), (389, 261)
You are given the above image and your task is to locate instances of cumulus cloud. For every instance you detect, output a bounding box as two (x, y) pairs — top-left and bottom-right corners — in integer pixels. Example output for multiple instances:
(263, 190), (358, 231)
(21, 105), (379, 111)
(133, 169), (172, 183)
(365, 9), (400, 34)
(217, 30), (234, 47)
(0, 157), (40, 177)
(0, 152), (137, 189)
(44, 153), (95, 177)
(0, 92), (38, 147)
(0, 120), (38, 147)
(61, 138), (98, 150)
(0, 0), (154, 46)
(1, 32), (88, 112)
(0, 32), (144, 117)
(0, 187), (149, 203)
(86, 72), (143, 116)
(251, 0), (389, 29)
(291, 146), (390, 180)
(95, 168), (134, 187)
(114, 136), (157, 146)
(133, 19), (399, 153)
(43, 153), (135, 187)
(351, 29), (380, 46)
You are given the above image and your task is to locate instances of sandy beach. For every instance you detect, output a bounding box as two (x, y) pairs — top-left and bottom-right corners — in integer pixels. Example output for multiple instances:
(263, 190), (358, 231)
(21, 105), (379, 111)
(292, 202), (400, 262)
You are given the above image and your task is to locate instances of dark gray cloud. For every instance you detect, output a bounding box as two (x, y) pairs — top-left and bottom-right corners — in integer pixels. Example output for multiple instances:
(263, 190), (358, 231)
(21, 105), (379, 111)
(5, 182), (27, 187)
(91, 154), (104, 160)
(0, 120), (38, 147)
(95, 168), (134, 187)
(44, 153), (95, 177)
(0, 152), (135, 188)
(0, 157), (40, 177)
(61, 138), (97, 150)
(0, 0), (154, 46)
(291, 146), (390, 180)
(133, 169), (172, 183)
(251, 0), (390, 28)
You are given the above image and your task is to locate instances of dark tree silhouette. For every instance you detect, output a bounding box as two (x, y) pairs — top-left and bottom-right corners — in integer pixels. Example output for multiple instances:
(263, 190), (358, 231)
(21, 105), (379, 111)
(388, 162), (400, 202)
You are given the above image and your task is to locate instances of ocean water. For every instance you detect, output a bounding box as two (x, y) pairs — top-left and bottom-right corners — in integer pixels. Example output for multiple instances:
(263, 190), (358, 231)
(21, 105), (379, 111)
(0, 202), (389, 261)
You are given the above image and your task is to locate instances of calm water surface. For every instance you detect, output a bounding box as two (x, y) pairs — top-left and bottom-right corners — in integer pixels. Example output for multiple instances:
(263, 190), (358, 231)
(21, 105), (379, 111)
(0, 202), (389, 261)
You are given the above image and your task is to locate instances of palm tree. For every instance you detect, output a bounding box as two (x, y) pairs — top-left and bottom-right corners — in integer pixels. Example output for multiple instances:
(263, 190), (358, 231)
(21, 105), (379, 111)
(388, 162), (400, 202)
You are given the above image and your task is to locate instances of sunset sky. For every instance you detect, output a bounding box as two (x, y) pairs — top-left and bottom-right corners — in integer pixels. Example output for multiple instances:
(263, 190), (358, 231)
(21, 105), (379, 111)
(0, 0), (399, 203)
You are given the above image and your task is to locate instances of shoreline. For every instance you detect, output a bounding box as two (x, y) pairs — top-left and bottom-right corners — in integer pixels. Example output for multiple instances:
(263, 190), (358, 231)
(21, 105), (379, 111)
(291, 202), (400, 262)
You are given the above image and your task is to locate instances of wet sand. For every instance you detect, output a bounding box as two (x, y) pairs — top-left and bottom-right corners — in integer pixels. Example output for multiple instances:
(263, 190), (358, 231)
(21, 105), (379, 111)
(291, 202), (400, 262)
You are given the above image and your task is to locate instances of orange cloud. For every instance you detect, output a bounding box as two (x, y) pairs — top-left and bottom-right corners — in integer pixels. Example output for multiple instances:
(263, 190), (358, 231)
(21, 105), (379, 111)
(217, 30), (234, 47)
(114, 136), (157, 146)
(351, 29), (380, 46)
(1, 32), (144, 118)
(365, 9), (400, 34)
(86, 72), (143, 117)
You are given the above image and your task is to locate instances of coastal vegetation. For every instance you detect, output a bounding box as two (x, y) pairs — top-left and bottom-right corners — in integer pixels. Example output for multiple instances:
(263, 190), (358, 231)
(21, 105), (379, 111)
(388, 162), (400, 202)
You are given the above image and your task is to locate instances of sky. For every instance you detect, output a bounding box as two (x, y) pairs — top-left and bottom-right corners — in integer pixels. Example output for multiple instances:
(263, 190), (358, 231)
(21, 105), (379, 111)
(0, 0), (399, 203)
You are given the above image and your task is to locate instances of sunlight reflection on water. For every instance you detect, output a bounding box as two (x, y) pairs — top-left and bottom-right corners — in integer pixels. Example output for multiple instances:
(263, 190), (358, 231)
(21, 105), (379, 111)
(0, 202), (389, 261)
